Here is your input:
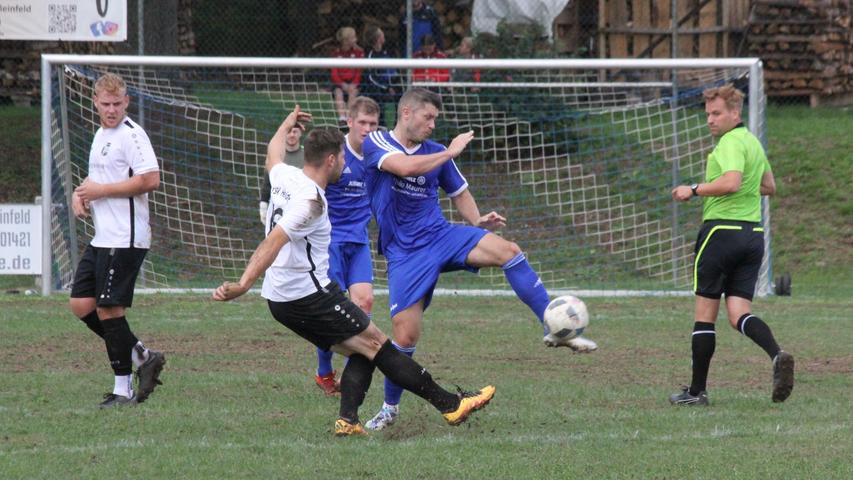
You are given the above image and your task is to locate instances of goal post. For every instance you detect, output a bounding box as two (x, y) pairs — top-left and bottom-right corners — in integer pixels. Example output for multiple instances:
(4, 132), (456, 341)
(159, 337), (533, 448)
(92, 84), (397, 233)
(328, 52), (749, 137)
(40, 55), (771, 297)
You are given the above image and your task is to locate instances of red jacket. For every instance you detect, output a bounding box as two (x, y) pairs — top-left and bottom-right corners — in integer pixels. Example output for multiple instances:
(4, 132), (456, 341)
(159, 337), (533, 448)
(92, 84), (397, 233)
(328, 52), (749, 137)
(412, 49), (450, 82)
(331, 46), (365, 86)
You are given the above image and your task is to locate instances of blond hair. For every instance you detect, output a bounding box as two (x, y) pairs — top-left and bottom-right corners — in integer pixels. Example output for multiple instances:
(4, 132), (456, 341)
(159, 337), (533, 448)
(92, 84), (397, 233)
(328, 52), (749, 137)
(703, 84), (744, 112)
(93, 72), (127, 96)
(348, 96), (380, 118)
(336, 26), (356, 45)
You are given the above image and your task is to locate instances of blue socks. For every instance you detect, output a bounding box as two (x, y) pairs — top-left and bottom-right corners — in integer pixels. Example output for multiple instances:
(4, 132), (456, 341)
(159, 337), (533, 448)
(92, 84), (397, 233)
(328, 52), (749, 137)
(316, 347), (334, 376)
(383, 341), (416, 406)
(502, 253), (550, 324)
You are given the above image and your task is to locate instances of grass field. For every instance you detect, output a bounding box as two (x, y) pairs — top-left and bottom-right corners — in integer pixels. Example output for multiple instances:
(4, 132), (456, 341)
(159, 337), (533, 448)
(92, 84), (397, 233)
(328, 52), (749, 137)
(1, 293), (851, 478)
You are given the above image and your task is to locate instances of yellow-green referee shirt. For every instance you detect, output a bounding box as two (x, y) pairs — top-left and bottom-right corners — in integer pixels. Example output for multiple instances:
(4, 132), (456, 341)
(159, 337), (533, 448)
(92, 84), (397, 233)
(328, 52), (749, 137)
(703, 125), (771, 223)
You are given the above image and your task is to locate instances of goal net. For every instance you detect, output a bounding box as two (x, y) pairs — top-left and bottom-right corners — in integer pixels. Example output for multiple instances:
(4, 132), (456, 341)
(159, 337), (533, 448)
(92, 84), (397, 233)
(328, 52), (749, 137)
(41, 56), (771, 296)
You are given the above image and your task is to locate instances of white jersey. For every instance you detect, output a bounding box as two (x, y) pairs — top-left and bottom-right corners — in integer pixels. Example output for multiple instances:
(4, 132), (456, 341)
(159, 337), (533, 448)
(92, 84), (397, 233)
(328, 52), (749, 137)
(87, 117), (159, 249)
(261, 164), (332, 302)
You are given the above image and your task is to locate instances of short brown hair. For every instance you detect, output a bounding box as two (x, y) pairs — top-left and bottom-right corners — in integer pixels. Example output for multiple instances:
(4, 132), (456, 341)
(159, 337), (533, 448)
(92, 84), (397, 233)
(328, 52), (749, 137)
(363, 25), (383, 49)
(94, 72), (127, 96)
(348, 96), (380, 119)
(398, 87), (442, 113)
(703, 84), (744, 112)
(304, 128), (344, 166)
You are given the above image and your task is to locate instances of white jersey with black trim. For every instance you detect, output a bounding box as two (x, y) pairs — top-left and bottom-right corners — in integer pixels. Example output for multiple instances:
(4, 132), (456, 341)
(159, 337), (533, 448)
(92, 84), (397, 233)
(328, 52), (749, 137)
(88, 117), (159, 249)
(261, 164), (333, 302)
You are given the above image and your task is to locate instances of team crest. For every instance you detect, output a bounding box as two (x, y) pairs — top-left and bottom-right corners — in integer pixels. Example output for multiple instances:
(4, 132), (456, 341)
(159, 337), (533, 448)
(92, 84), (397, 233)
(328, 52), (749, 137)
(101, 142), (112, 156)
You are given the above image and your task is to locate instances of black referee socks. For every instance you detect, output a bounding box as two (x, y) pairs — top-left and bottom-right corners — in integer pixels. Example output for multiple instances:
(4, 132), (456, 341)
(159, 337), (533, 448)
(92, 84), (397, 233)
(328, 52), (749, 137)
(737, 313), (781, 360)
(690, 322), (716, 396)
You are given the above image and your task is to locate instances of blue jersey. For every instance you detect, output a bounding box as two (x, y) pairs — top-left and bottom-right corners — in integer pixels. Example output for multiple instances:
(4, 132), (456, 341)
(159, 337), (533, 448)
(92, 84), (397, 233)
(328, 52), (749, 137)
(362, 130), (468, 254)
(325, 135), (371, 244)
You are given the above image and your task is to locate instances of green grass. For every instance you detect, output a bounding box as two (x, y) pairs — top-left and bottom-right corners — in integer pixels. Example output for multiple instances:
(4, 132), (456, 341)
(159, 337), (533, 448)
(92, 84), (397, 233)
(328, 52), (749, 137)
(1, 293), (850, 478)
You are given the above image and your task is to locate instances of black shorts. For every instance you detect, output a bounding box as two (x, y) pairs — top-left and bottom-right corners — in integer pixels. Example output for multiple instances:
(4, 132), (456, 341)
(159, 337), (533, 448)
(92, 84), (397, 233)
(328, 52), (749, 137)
(693, 220), (765, 301)
(267, 282), (370, 352)
(70, 245), (148, 307)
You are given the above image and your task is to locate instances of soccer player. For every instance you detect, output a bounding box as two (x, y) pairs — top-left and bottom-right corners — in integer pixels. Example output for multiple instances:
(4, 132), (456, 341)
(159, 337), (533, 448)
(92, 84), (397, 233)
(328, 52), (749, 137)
(307, 97), (381, 395)
(258, 123), (304, 224)
(213, 109), (495, 435)
(669, 84), (793, 406)
(361, 88), (597, 431)
(69, 72), (166, 408)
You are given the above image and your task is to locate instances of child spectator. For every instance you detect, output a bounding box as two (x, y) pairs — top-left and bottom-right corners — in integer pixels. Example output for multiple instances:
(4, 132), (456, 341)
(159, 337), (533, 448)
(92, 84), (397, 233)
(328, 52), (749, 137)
(331, 27), (365, 125)
(412, 34), (449, 83)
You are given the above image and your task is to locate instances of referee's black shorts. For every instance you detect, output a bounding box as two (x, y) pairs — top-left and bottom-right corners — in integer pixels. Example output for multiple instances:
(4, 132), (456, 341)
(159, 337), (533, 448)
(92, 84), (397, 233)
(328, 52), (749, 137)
(267, 282), (370, 352)
(693, 220), (765, 301)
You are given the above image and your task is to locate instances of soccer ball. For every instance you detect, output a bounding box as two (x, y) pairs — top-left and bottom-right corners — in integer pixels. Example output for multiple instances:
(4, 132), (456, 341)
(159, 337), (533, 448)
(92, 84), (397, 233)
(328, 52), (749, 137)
(543, 295), (589, 340)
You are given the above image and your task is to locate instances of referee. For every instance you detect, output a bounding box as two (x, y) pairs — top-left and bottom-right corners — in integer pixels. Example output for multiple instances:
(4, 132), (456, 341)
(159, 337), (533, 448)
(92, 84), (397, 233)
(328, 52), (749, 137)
(669, 84), (794, 406)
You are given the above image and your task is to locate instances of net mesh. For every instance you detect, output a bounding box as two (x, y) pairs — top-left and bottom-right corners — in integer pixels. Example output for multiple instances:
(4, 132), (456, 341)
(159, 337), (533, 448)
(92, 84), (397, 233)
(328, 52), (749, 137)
(48, 60), (769, 294)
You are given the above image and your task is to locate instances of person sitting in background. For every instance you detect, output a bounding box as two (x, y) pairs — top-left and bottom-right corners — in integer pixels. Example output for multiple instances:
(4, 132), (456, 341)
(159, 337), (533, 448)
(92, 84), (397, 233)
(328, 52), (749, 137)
(412, 34), (449, 83)
(330, 27), (364, 126)
(362, 26), (400, 127)
(452, 36), (481, 88)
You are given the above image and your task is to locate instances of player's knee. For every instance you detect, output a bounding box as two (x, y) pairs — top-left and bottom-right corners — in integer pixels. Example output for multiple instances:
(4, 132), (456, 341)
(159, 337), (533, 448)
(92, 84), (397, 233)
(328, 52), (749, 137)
(354, 294), (374, 315)
(499, 241), (522, 263)
(69, 297), (94, 318)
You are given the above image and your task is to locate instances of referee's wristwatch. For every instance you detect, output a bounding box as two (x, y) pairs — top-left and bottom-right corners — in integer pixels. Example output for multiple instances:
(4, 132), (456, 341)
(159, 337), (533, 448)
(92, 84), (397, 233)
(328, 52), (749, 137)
(690, 183), (699, 197)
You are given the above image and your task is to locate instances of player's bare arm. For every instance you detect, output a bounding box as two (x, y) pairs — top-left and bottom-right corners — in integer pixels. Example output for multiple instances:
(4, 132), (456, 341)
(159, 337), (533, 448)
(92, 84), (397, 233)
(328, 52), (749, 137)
(75, 170), (160, 203)
(672, 171), (742, 202)
(266, 105), (312, 172)
(451, 189), (506, 230)
(213, 226), (290, 301)
(760, 169), (776, 196)
(381, 130), (474, 177)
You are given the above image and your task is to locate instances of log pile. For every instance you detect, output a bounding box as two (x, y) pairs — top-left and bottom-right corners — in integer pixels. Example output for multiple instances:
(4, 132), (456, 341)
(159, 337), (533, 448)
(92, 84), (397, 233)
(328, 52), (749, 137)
(747, 0), (852, 102)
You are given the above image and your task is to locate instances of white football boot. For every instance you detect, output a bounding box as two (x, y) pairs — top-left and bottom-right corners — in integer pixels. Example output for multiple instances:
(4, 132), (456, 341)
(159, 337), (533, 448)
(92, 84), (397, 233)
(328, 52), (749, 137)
(543, 334), (598, 352)
(364, 403), (399, 431)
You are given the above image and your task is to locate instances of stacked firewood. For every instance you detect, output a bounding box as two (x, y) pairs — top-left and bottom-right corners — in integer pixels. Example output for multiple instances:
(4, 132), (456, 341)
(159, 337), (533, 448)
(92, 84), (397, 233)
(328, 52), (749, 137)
(747, 0), (851, 98)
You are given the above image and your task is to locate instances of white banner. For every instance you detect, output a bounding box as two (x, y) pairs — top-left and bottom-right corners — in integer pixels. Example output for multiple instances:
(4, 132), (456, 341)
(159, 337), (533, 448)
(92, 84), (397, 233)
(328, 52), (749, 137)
(0, 204), (42, 275)
(0, 0), (126, 41)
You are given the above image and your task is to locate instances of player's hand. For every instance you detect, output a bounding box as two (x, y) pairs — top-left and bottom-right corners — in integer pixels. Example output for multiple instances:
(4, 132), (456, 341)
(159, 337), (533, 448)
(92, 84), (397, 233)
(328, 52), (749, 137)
(75, 178), (104, 203)
(259, 201), (269, 225)
(281, 105), (312, 136)
(213, 281), (248, 301)
(71, 191), (90, 219)
(447, 130), (475, 158)
(477, 211), (506, 230)
(671, 185), (693, 202)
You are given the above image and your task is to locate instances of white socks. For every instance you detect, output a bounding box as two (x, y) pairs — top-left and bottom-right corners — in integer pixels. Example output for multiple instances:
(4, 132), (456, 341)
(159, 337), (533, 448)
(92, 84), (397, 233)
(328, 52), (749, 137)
(131, 341), (150, 368)
(113, 374), (133, 398)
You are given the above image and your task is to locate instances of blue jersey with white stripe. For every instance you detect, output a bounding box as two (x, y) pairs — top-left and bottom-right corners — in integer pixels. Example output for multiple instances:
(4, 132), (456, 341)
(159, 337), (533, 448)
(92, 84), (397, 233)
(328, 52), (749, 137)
(325, 135), (371, 244)
(362, 130), (468, 254)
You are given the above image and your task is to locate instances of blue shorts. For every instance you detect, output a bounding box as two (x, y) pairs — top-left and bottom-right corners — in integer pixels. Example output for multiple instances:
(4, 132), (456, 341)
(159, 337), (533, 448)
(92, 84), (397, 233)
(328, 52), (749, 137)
(328, 241), (373, 289)
(386, 224), (488, 317)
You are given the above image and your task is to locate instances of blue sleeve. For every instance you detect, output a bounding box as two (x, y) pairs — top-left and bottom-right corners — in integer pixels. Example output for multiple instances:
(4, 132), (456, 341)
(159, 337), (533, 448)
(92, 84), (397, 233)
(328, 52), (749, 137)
(362, 134), (382, 171)
(439, 159), (467, 197)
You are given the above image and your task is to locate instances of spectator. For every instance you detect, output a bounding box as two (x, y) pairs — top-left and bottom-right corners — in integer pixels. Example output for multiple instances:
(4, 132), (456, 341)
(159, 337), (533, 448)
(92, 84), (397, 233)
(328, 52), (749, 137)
(412, 34), (450, 83)
(331, 26), (365, 125)
(362, 26), (401, 126)
(400, 0), (443, 56)
(453, 36), (481, 86)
